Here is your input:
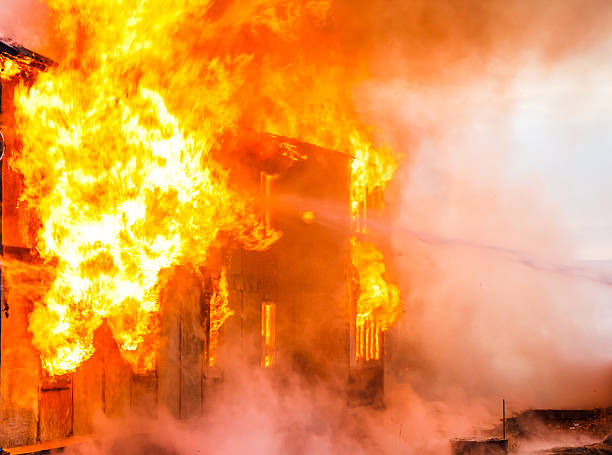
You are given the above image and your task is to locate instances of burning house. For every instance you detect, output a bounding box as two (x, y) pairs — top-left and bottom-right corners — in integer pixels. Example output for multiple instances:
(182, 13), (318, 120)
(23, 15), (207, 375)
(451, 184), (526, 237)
(0, 36), (401, 451)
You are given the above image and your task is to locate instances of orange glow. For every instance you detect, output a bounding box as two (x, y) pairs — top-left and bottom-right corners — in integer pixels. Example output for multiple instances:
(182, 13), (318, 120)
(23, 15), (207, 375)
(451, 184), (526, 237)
(351, 238), (401, 361)
(349, 131), (398, 231)
(209, 267), (233, 367)
(8, 0), (403, 375)
(300, 211), (315, 224)
(261, 302), (276, 368)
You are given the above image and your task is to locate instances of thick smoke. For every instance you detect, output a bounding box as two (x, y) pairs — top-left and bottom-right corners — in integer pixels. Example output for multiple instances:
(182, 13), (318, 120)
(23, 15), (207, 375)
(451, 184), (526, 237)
(352, 2), (612, 409)
(63, 369), (493, 455)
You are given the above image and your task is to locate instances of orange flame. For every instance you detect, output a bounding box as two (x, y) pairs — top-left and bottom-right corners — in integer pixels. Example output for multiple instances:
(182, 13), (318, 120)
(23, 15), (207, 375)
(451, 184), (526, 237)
(209, 267), (233, 367)
(349, 131), (398, 230)
(351, 238), (402, 361)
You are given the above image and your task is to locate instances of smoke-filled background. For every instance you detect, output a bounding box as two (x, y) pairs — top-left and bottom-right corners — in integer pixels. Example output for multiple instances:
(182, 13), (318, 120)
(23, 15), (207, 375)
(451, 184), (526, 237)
(1, 0), (611, 453)
(350, 0), (612, 410)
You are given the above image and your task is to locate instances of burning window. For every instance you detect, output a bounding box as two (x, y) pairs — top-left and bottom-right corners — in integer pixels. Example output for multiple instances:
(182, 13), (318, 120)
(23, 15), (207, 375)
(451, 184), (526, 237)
(261, 302), (276, 368)
(351, 238), (401, 362)
(356, 315), (382, 362)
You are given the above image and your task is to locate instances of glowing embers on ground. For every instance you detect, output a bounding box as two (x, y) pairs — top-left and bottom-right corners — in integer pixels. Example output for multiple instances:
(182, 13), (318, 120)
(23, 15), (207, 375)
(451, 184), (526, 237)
(209, 267), (233, 367)
(351, 238), (402, 362)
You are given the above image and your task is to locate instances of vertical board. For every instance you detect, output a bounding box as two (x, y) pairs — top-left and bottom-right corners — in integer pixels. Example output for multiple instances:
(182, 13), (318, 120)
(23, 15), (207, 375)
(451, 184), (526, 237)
(73, 361), (103, 435)
(39, 374), (73, 442)
(131, 373), (157, 416)
(241, 290), (263, 367)
(179, 272), (204, 418)
(101, 326), (132, 418)
(73, 330), (104, 435)
(158, 270), (182, 418)
(158, 268), (207, 418)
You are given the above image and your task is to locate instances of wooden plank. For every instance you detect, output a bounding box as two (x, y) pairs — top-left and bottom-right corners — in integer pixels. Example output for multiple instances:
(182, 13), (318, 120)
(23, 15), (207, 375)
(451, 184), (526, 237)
(131, 372), (157, 416)
(8, 436), (90, 455)
(101, 325), (132, 419)
(179, 271), (204, 419)
(241, 291), (263, 367)
(158, 270), (181, 418)
(72, 330), (104, 435)
(38, 387), (72, 441)
(220, 289), (243, 365)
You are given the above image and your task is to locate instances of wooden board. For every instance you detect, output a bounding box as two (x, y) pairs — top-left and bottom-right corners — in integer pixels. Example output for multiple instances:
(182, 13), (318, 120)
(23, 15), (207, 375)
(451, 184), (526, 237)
(158, 270), (183, 418)
(101, 325), (132, 419)
(179, 272), (204, 418)
(38, 387), (72, 442)
(131, 372), (157, 416)
(72, 332), (104, 435)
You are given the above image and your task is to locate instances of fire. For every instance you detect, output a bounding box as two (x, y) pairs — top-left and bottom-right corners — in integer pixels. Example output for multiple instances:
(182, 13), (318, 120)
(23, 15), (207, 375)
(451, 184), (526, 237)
(351, 238), (402, 361)
(348, 128), (400, 362)
(7, 0), (402, 374)
(0, 54), (32, 80)
(349, 131), (398, 230)
(16, 76), (275, 374)
(261, 302), (276, 368)
(209, 267), (233, 367)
